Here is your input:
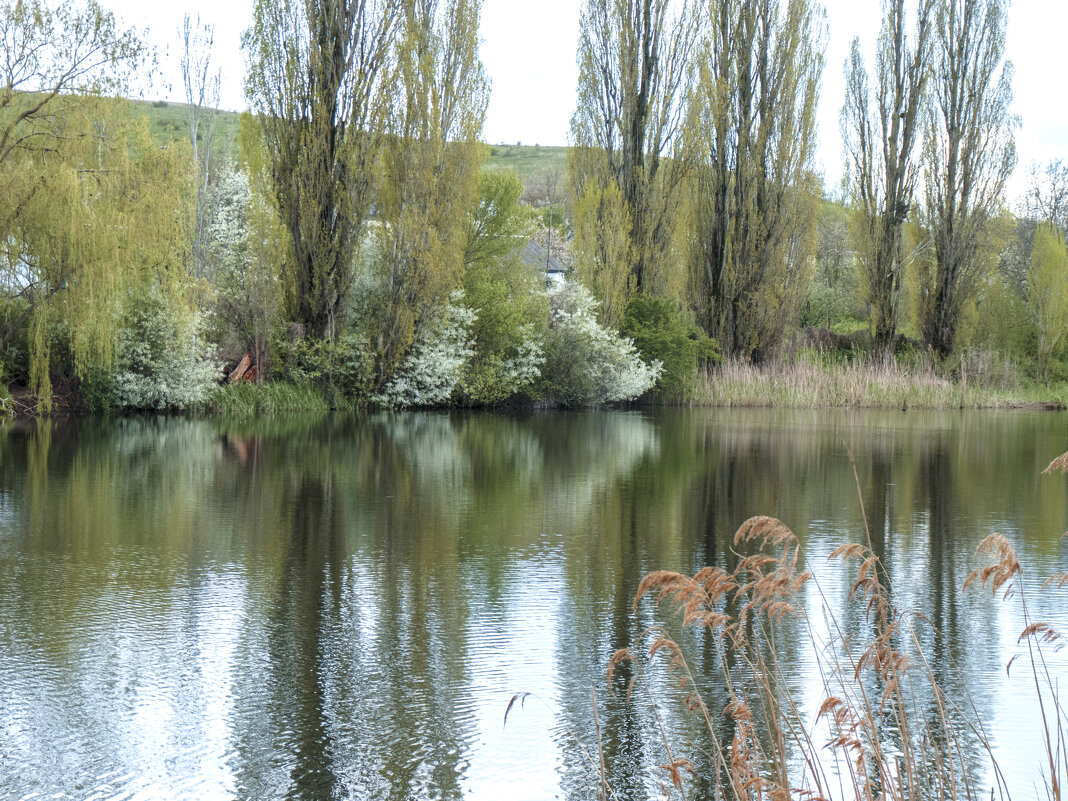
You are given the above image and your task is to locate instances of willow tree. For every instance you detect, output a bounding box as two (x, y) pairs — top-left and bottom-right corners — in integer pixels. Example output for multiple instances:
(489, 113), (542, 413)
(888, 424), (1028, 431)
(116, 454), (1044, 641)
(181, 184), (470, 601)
(0, 1), (155, 407)
(1029, 225), (1068, 386)
(686, 0), (823, 358)
(4, 102), (192, 408)
(569, 0), (702, 303)
(843, 0), (936, 355)
(243, 0), (399, 340)
(367, 0), (487, 386)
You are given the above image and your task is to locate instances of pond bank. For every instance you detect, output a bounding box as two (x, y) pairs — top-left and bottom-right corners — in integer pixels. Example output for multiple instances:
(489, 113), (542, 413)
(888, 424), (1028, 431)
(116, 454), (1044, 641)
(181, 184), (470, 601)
(4, 359), (1066, 418)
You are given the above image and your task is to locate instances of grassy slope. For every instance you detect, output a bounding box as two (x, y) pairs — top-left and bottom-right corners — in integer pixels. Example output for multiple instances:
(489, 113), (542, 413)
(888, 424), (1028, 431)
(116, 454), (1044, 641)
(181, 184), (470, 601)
(133, 99), (567, 183)
(485, 144), (567, 181)
(132, 99), (244, 161)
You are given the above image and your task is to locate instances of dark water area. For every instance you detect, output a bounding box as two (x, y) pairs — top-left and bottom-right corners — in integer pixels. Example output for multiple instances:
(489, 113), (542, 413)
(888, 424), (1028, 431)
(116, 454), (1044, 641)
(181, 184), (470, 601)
(1, 409), (1067, 800)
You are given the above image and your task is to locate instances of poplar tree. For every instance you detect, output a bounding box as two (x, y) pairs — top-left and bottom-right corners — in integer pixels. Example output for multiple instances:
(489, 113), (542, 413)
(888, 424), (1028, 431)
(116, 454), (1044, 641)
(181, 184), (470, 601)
(243, 0), (399, 340)
(920, 0), (1016, 358)
(367, 0), (488, 385)
(569, 0), (702, 301)
(686, 0), (824, 358)
(843, 0), (936, 356)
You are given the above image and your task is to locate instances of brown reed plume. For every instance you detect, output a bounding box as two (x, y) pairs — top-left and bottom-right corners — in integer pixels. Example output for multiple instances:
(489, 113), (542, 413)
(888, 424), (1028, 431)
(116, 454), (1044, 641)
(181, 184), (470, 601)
(965, 529), (1068, 801)
(621, 496), (1040, 801)
(521, 455), (1068, 800)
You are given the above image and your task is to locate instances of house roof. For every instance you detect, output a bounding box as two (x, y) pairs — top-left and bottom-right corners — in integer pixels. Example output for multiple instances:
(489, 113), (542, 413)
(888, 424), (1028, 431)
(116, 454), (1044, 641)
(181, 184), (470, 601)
(519, 238), (567, 274)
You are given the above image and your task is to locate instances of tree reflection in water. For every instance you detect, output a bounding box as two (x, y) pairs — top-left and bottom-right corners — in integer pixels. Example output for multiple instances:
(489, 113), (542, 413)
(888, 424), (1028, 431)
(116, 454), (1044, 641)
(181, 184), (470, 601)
(0, 409), (1065, 799)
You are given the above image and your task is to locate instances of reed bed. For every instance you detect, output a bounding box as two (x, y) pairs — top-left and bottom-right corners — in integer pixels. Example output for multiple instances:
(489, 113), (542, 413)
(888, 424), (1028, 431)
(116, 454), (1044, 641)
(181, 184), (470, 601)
(700, 358), (1039, 410)
(587, 455), (1068, 801)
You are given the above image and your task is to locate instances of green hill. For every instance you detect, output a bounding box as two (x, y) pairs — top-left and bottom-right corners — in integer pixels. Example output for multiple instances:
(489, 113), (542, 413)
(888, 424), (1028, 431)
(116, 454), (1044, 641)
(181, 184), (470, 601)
(134, 99), (567, 183)
(133, 99), (244, 161)
(485, 144), (567, 181)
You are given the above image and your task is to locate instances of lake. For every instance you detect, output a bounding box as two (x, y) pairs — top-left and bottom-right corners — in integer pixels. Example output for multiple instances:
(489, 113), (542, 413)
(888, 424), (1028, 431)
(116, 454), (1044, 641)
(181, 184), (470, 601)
(1, 409), (1066, 800)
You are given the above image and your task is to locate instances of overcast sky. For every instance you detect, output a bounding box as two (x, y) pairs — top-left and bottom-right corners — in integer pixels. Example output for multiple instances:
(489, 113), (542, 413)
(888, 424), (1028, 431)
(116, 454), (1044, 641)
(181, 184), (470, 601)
(102, 0), (1067, 202)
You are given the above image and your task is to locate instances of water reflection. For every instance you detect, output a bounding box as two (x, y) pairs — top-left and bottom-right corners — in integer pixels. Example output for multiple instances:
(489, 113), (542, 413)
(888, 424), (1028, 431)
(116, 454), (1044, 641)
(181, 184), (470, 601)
(0, 409), (1066, 799)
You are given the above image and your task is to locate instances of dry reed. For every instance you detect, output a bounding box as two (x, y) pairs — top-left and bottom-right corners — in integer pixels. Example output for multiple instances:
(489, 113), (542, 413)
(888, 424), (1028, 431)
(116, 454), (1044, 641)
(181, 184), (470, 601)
(699, 358), (1037, 410)
(597, 489), (1068, 800)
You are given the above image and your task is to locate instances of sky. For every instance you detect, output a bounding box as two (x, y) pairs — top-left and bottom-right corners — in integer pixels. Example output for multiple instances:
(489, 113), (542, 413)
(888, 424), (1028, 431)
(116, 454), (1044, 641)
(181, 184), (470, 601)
(101, 0), (1068, 203)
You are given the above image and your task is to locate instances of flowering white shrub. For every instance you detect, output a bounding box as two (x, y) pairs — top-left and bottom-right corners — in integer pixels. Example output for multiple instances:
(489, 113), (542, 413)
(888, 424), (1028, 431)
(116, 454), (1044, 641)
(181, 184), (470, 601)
(375, 293), (477, 408)
(501, 331), (545, 390)
(542, 282), (661, 405)
(110, 287), (221, 411)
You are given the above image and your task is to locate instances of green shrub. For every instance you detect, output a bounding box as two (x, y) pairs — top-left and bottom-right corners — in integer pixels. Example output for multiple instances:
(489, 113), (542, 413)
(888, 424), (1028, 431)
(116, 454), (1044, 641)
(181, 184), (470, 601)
(274, 332), (373, 406)
(621, 294), (719, 399)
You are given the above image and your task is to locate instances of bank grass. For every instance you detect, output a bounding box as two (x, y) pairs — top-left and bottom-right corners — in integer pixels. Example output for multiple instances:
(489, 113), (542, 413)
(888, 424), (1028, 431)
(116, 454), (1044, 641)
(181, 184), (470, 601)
(699, 355), (1056, 409)
(207, 381), (331, 416)
(588, 455), (1068, 801)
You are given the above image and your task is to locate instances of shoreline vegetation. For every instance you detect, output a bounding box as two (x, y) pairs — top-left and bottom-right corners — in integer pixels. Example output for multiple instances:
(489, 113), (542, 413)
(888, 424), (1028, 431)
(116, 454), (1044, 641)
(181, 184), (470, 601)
(4, 351), (1066, 420)
(3, 1), (1068, 423)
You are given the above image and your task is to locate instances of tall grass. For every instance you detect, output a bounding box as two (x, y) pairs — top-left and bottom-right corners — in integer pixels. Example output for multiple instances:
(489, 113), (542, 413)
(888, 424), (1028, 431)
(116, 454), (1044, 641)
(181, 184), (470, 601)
(593, 457), (1068, 801)
(207, 381), (331, 416)
(698, 356), (1054, 409)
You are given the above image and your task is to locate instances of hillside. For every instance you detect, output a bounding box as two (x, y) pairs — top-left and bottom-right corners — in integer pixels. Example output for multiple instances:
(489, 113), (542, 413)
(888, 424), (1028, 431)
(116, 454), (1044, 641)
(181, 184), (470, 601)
(133, 99), (243, 162)
(485, 143), (566, 181)
(134, 98), (566, 184)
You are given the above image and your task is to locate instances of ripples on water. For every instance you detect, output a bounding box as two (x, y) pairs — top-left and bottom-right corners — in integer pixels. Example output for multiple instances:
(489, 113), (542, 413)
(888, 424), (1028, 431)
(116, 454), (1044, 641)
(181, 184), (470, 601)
(0, 410), (1066, 800)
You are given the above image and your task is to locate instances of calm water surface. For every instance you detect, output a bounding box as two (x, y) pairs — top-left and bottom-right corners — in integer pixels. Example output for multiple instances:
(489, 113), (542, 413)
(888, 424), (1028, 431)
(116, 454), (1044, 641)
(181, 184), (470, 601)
(1, 409), (1067, 800)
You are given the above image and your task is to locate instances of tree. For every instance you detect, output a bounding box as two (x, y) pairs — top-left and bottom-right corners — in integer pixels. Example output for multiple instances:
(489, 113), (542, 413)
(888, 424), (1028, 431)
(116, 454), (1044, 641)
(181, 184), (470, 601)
(1028, 225), (1068, 385)
(843, 0), (936, 355)
(686, 0), (824, 358)
(243, 0), (399, 340)
(364, 0), (488, 387)
(0, 1), (156, 407)
(569, 0), (702, 296)
(919, 0), (1016, 358)
(0, 0), (146, 170)
(181, 13), (221, 278)
(2, 101), (192, 409)
(1025, 160), (1068, 236)
(573, 180), (634, 328)
(460, 170), (546, 405)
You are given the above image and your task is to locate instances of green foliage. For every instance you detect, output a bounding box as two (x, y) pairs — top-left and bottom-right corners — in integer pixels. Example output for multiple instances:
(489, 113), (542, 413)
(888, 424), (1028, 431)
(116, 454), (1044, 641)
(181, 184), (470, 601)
(622, 294), (718, 399)
(1028, 225), (1068, 384)
(273, 333), (373, 407)
(572, 181), (635, 329)
(366, 0), (489, 387)
(2, 100), (194, 411)
(465, 170), (532, 272)
(461, 175), (549, 404)
(208, 380), (330, 416)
